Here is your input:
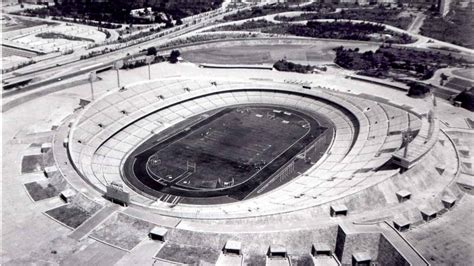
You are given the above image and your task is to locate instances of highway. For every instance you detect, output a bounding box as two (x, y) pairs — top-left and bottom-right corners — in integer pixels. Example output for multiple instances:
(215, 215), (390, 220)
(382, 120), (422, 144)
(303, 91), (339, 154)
(2, 6), (244, 96)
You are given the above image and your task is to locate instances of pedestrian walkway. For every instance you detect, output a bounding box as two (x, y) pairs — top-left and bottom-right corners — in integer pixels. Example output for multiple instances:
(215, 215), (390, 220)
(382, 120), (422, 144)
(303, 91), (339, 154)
(69, 204), (121, 240)
(52, 114), (106, 202)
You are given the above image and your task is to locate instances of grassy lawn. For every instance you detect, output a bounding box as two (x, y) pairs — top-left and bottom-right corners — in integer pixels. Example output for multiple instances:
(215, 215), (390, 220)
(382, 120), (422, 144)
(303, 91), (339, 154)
(156, 242), (220, 264)
(420, 1), (474, 48)
(45, 193), (101, 228)
(181, 41), (378, 65)
(243, 254), (267, 266)
(90, 212), (155, 251)
(35, 32), (95, 42)
(46, 204), (95, 229)
(2, 16), (57, 32)
(24, 181), (59, 201)
(21, 154), (43, 173)
(452, 68), (474, 80)
(445, 77), (474, 92)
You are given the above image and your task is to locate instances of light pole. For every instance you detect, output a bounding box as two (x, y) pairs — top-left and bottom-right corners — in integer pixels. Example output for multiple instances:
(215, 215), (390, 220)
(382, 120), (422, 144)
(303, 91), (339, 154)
(113, 60), (124, 88)
(89, 71), (96, 101)
(145, 55), (154, 80)
(402, 128), (413, 159)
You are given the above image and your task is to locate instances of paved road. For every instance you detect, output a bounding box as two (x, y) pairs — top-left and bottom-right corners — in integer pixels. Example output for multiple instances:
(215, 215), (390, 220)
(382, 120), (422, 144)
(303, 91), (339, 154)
(407, 13), (426, 34)
(115, 239), (164, 266)
(69, 204), (121, 240)
(2, 7), (242, 90)
(52, 113), (106, 200)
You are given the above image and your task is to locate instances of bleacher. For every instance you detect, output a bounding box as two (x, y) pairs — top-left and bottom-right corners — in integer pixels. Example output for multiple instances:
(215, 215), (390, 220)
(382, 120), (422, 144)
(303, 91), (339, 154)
(68, 78), (432, 218)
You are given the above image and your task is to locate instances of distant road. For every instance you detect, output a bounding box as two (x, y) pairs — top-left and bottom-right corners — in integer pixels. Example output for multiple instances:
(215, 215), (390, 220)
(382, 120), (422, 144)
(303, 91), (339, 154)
(407, 13), (426, 34)
(2, 7), (241, 90)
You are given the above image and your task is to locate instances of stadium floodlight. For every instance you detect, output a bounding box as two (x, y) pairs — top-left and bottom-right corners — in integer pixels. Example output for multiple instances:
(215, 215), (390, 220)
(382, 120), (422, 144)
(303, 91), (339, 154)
(88, 71), (96, 101)
(145, 56), (154, 80)
(402, 128), (413, 158)
(113, 60), (124, 88)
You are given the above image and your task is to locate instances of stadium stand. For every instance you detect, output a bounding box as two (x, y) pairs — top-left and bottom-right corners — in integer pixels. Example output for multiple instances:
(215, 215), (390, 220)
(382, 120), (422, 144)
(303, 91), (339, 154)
(67, 78), (435, 219)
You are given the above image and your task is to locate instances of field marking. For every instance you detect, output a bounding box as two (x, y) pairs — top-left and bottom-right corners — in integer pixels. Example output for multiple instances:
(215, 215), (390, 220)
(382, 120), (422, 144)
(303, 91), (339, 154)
(243, 123), (316, 199)
(191, 111), (313, 190)
(232, 116), (313, 196)
(131, 105), (325, 199)
(178, 110), (310, 190)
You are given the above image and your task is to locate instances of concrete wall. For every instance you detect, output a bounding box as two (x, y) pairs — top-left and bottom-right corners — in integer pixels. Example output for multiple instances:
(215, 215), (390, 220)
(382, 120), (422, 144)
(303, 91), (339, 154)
(335, 226), (381, 265)
(377, 235), (410, 266)
(169, 225), (339, 256)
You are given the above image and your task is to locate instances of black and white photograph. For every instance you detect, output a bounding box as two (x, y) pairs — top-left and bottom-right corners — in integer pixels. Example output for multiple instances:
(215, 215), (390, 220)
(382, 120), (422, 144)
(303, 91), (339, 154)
(1, 0), (473, 265)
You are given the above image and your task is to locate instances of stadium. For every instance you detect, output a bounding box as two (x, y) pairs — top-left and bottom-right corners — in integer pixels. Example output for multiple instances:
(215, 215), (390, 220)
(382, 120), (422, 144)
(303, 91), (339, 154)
(4, 65), (472, 265)
(35, 75), (454, 264)
(2, 1), (474, 265)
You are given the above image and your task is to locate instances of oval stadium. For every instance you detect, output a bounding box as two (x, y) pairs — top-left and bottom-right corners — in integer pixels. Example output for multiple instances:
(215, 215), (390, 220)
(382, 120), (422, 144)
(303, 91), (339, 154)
(2, 1), (474, 265)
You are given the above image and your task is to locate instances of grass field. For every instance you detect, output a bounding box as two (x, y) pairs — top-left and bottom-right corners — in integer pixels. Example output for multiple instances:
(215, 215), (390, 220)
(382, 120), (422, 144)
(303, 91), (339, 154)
(181, 42), (379, 65)
(1, 16), (57, 32)
(90, 212), (156, 251)
(452, 68), (474, 80)
(127, 104), (331, 202)
(2, 45), (38, 58)
(445, 77), (474, 92)
(156, 242), (220, 264)
(147, 106), (311, 189)
(24, 181), (59, 201)
(21, 154), (43, 173)
(45, 194), (101, 228)
(46, 204), (95, 229)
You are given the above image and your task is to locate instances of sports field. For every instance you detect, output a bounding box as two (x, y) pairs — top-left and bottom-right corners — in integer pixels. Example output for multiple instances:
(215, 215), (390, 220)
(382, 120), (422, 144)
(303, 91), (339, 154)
(126, 105), (331, 202)
(452, 68), (474, 80)
(181, 42), (379, 65)
(445, 77), (474, 92)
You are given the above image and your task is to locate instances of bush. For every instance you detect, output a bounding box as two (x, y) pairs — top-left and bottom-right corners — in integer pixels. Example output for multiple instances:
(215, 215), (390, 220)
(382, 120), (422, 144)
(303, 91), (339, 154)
(169, 50), (181, 63)
(147, 47), (157, 56)
(273, 60), (314, 73)
(334, 46), (470, 80)
(453, 88), (474, 111)
(407, 82), (431, 97)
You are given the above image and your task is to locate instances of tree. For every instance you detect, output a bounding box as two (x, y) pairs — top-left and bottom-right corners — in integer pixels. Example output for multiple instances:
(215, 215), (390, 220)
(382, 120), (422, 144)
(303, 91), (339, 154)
(169, 50), (180, 63)
(439, 71), (449, 81)
(453, 88), (474, 111)
(407, 82), (431, 98)
(147, 46), (157, 56)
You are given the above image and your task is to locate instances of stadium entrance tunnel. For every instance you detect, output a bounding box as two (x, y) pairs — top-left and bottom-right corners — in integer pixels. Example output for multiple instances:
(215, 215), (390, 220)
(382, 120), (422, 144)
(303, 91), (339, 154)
(123, 105), (334, 205)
